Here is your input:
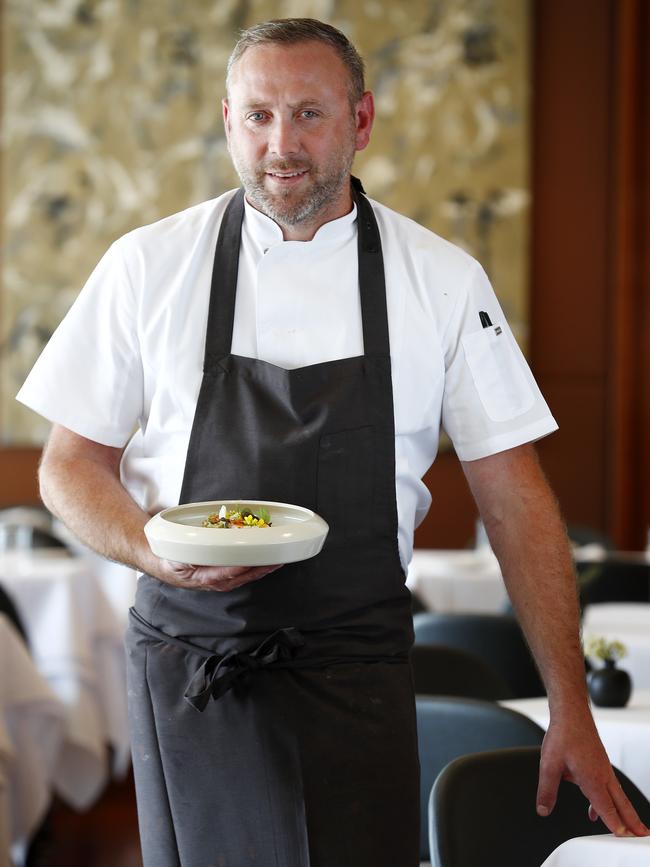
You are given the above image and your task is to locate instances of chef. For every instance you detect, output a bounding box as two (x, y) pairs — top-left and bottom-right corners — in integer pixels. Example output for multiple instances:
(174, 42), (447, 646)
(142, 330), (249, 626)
(17, 17), (648, 866)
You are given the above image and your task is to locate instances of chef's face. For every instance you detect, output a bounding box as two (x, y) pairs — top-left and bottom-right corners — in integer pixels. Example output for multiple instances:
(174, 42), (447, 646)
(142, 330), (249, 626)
(223, 40), (374, 238)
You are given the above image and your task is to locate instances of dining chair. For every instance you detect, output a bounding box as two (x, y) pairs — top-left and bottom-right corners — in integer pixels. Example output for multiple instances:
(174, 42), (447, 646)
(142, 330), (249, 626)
(567, 524), (614, 550)
(410, 589), (427, 615)
(0, 505), (69, 551)
(413, 612), (545, 698)
(579, 560), (650, 609)
(0, 583), (29, 645)
(429, 746), (650, 867)
(410, 643), (513, 701)
(416, 697), (544, 863)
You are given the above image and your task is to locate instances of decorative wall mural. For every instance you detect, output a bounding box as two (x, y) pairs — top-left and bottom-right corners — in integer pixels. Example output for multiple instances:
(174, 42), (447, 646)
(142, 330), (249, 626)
(1, 0), (530, 444)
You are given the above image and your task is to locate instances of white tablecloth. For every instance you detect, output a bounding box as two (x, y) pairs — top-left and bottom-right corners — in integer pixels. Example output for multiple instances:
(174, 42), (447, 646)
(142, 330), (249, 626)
(0, 614), (66, 867)
(575, 548), (650, 566)
(541, 833), (650, 866)
(0, 551), (131, 810)
(406, 549), (508, 613)
(407, 547), (649, 615)
(52, 523), (138, 625)
(503, 690), (650, 800)
(583, 604), (650, 690)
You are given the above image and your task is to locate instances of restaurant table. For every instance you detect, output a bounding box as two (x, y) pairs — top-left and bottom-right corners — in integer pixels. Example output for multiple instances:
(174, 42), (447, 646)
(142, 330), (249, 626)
(406, 548), (508, 613)
(52, 523), (138, 626)
(92, 557), (138, 626)
(540, 833), (650, 866)
(502, 689), (650, 800)
(576, 547), (650, 566)
(583, 603), (650, 690)
(0, 613), (66, 867)
(407, 547), (649, 615)
(0, 550), (131, 810)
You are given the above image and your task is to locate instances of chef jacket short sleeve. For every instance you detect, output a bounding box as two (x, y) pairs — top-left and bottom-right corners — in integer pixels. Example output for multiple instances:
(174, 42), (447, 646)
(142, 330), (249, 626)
(441, 261), (557, 462)
(16, 239), (143, 447)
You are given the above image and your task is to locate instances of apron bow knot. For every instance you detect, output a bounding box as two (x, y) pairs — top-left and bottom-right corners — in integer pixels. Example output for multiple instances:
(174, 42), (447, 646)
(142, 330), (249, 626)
(184, 627), (305, 711)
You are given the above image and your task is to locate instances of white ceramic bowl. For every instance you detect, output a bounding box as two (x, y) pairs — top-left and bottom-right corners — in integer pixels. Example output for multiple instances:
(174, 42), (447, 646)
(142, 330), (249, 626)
(144, 500), (329, 567)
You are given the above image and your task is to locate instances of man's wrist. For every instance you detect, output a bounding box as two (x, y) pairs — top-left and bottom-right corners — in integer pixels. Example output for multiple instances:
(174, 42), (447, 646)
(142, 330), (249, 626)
(125, 526), (162, 578)
(547, 686), (593, 722)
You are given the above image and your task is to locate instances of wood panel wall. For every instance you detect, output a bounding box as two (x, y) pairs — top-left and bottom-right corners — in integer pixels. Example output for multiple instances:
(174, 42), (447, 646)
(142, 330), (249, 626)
(638, 2), (650, 545)
(0, 447), (40, 506)
(418, 0), (650, 550)
(530, 0), (650, 551)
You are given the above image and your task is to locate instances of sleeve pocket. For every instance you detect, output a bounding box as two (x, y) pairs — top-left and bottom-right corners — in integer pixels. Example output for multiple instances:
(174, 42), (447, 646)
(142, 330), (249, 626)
(461, 326), (535, 422)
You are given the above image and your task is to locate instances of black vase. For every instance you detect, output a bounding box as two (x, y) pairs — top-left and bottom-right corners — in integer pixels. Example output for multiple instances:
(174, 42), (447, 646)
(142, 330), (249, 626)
(588, 660), (632, 708)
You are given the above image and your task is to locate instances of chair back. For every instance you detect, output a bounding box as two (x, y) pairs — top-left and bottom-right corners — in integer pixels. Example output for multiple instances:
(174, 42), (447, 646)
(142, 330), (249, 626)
(413, 612), (545, 698)
(0, 583), (28, 645)
(411, 643), (512, 701)
(579, 560), (650, 609)
(429, 746), (650, 867)
(416, 697), (544, 861)
(0, 506), (68, 551)
(567, 524), (614, 550)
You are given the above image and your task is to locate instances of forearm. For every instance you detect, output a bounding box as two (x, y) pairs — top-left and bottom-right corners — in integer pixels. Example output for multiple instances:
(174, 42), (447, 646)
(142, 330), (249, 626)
(39, 424), (280, 591)
(463, 445), (587, 712)
(39, 443), (159, 577)
(490, 493), (586, 710)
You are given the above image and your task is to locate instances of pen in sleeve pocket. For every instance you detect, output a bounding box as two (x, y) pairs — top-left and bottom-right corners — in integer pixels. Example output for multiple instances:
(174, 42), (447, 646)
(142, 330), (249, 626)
(479, 311), (492, 328)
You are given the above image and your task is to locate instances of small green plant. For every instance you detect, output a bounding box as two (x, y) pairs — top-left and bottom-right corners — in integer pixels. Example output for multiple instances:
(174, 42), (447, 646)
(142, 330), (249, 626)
(584, 635), (627, 663)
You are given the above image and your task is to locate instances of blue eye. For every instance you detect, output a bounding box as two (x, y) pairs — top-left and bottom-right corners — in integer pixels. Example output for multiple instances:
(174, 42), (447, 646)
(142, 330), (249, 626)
(247, 112), (266, 122)
(301, 110), (318, 119)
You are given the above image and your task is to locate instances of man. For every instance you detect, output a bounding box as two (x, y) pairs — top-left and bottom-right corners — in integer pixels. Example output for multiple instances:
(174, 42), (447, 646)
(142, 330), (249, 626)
(17, 17), (648, 866)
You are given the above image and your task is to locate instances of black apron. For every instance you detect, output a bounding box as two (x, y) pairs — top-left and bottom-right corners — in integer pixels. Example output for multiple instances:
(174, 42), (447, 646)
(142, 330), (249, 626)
(125, 182), (420, 867)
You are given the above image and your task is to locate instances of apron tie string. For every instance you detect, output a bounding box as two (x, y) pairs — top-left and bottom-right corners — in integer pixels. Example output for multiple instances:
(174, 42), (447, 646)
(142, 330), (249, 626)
(184, 627), (305, 711)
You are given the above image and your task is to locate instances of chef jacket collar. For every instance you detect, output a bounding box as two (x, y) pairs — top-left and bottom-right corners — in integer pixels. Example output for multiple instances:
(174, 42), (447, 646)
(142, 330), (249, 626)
(242, 194), (358, 251)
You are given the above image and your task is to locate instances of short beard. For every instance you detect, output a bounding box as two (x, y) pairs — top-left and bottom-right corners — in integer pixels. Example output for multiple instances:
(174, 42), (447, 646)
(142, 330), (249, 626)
(233, 151), (355, 227)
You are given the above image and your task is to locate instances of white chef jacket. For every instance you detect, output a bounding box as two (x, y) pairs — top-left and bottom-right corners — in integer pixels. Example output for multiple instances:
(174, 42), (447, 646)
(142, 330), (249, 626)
(17, 189), (558, 570)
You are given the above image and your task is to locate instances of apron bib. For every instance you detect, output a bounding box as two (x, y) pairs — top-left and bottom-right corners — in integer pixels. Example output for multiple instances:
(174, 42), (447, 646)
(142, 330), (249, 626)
(126, 182), (420, 867)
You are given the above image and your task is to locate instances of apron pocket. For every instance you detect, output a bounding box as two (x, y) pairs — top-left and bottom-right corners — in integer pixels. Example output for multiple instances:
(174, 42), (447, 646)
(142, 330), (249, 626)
(317, 426), (376, 543)
(461, 326), (535, 422)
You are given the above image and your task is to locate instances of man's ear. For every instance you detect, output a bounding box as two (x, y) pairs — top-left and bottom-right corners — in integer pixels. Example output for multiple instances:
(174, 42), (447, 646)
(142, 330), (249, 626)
(354, 91), (375, 152)
(222, 98), (231, 146)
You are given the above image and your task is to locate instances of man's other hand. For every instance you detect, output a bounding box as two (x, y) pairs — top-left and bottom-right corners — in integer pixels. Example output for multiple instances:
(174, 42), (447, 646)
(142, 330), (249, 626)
(536, 709), (650, 837)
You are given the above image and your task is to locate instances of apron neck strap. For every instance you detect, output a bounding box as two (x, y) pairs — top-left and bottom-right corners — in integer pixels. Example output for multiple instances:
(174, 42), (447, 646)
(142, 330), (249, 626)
(204, 182), (390, 364)
(352, 184), (390, 359)
(205, 189), (245, 367)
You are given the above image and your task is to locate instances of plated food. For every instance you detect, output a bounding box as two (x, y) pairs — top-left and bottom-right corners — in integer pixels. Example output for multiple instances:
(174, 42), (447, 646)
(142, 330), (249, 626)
(144, 500), (329, 567)
(202, 505), (272, 528)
